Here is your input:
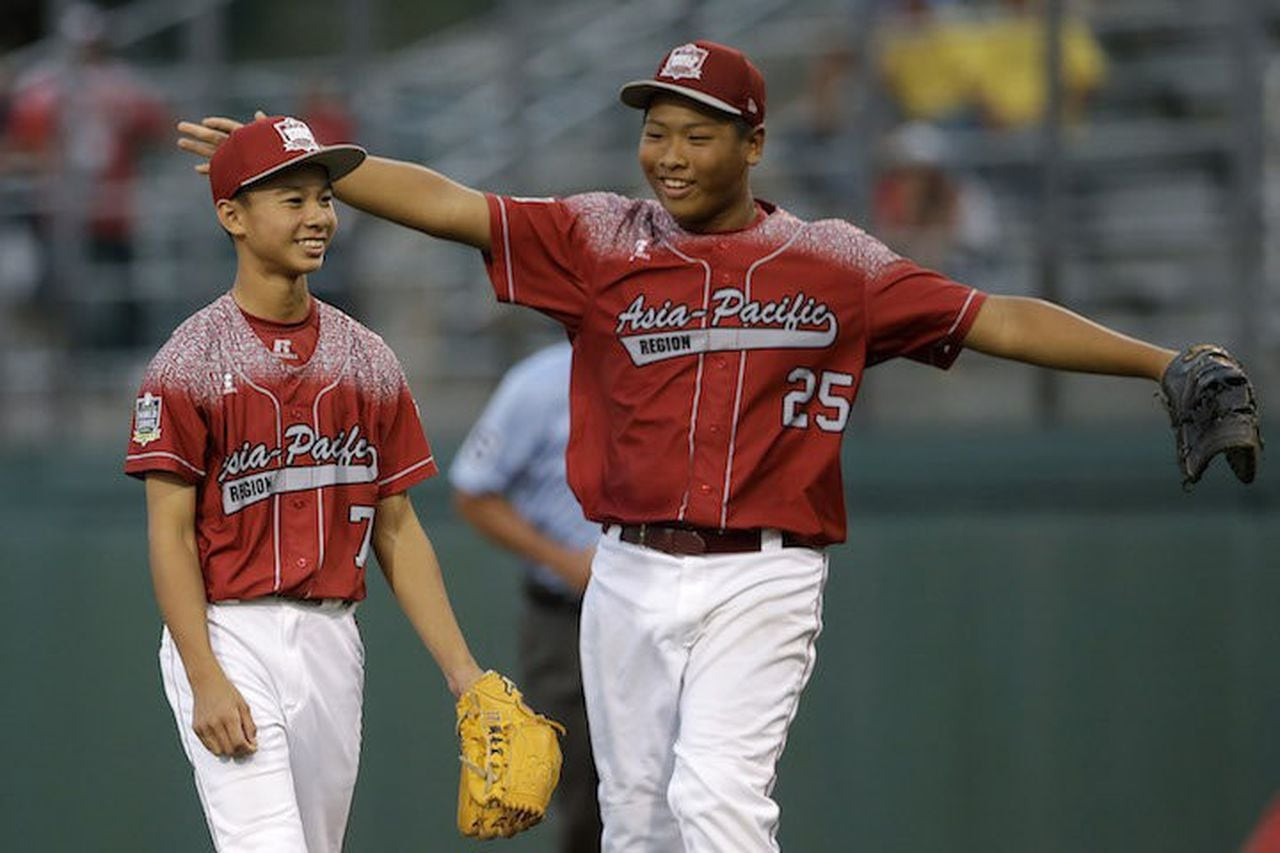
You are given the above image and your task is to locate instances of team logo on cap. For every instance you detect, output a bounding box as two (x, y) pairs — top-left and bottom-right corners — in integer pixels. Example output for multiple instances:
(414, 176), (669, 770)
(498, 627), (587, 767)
(133, 392), (162, 446)
(273, 117), (320, 154)
(660, 43), (709, 80)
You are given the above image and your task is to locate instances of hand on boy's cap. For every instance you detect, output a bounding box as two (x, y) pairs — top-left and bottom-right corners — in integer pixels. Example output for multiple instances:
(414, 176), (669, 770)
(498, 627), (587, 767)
(177, 110), (271, 175)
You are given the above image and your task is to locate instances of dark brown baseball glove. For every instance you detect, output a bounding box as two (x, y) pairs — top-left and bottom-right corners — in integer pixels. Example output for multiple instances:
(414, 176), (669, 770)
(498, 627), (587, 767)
(1159, 344), (1262, 487)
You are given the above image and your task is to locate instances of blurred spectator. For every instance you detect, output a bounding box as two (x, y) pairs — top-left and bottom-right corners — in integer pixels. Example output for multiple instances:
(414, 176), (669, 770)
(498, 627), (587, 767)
(791, 40), (866, 217)
(969, 0), (1107, 130)
(4, 2), (168, 348)
(876, 0), (1106, 131)
(0, 57), (40, 306)
(301, 78), (356, 146)
(0, 59), (13, 152)
(872, 122), (1000, 281)
(876, 1), (984, 127)
(804, 43), (858, 142)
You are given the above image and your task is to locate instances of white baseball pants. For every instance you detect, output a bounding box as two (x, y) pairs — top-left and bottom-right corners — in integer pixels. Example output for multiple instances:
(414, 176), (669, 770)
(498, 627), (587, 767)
(159, 599), (364, 853)
(581, 527), (827, 852)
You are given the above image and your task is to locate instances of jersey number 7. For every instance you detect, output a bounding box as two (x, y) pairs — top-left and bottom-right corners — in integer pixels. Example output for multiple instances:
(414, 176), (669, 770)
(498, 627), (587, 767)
(349, 505), (376, 568)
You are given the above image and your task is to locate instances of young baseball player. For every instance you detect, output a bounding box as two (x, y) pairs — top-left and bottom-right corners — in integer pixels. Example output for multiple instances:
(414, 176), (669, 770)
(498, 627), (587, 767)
(127, 115), (488, 852)
(178, 41), (1259, 853)
(451, 340), (603, 853)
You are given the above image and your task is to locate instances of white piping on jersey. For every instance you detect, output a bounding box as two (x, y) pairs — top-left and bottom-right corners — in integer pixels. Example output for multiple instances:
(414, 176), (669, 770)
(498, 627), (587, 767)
(378, 455), (435, 487)
(720, 224), (807, 528)
(660, 240), (713, 523)
(233, 364), (284, 592)
(311, 341), (350, 576)
(946, 288), (979, 338)
(125, 451), (205, 477)
(497, 196), (515, 301)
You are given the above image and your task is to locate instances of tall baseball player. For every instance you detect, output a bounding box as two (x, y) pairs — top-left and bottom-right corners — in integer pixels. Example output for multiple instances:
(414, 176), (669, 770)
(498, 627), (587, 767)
(178, 40), (1260, 853)
(125, 116), (493, 852)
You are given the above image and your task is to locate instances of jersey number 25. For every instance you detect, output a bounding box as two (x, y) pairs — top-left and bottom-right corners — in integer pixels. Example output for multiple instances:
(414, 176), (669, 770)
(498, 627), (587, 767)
(782, 367), (855, 433)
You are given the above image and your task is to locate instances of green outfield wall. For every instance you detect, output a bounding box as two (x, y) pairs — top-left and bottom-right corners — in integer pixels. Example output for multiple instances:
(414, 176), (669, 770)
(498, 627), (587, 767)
(2, 431), (1276, 852)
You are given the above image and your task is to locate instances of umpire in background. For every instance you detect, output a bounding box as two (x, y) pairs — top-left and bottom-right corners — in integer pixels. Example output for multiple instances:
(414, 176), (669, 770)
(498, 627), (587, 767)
(450, 340), (603, 853)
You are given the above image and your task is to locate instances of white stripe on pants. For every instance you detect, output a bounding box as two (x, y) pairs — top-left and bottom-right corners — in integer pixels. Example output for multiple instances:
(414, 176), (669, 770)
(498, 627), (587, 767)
(159, 599), (364, 852)
(581, 528), (827, 852)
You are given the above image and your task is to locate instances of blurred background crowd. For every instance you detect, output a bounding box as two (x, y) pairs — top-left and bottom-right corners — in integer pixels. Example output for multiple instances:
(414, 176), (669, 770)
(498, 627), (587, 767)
(1, 0), (1277, 443)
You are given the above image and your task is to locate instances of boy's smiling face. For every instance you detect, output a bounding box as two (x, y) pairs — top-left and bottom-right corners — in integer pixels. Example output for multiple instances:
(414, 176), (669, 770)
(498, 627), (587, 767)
(218, 164), (336, 276)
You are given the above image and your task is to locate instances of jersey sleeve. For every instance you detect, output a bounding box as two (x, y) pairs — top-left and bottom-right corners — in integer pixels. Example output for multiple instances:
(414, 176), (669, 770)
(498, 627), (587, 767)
(483, 193), (589, 330)
(864, 259), (987, 369)
(449, 360), (547, 496)
(123, 362), (209, 483)
(376, 374), (438, 498)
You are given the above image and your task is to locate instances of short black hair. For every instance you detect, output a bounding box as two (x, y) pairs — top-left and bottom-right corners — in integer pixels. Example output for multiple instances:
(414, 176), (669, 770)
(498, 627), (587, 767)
(729, 116), (754, 139)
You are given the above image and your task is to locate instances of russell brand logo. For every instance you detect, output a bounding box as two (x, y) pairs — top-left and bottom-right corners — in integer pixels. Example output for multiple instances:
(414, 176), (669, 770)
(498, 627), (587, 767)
(614, 287), (838, 366)
(217, 423), (379, 514)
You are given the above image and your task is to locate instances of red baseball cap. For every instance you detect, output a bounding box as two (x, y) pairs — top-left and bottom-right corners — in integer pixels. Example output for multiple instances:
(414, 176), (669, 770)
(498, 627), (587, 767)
(209, 115), (366, 203)
(619, 40), (766, 127)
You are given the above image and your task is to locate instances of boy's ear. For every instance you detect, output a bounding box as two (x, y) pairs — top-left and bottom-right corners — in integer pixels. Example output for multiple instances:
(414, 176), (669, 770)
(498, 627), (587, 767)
(745, 124), (766, 166)
(215, 198), (246, 238)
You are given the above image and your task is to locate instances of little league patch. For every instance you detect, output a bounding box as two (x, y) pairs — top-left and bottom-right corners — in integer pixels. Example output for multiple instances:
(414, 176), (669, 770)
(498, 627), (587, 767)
(133, 393), (162, 446)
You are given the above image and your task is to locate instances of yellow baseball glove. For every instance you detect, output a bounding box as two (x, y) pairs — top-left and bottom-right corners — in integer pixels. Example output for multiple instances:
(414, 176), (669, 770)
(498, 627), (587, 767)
(456, 670), (566, 839)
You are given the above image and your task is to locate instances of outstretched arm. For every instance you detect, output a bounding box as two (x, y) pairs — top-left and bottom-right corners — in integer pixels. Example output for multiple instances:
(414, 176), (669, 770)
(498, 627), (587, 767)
(963, 295), (1176, 380)
(177, 116), (492, 251)
(333, 155), (491, 249)
(371, 491), (484, 698)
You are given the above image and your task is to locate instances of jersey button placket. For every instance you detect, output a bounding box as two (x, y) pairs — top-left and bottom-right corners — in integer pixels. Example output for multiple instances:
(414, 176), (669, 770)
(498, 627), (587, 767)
(686, 259), (736, 520)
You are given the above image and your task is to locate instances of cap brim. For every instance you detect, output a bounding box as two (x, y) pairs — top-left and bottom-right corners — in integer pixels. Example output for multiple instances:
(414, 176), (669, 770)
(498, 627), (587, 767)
(232, 144), (368, 198)
(619, 79), (744, 119)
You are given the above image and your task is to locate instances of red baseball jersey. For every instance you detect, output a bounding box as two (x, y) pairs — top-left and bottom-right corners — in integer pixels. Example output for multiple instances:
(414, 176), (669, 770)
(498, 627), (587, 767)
(124, 294), (436, 601)
(484, 192), (986, 545)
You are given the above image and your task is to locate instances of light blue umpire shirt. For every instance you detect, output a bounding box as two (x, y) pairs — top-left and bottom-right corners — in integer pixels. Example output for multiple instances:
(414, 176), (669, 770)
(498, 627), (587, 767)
(449, 342), (599, 599)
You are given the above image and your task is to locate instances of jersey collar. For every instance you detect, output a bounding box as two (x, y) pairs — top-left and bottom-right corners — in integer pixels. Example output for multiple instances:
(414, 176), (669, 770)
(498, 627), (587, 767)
(215, 292), (351, 382)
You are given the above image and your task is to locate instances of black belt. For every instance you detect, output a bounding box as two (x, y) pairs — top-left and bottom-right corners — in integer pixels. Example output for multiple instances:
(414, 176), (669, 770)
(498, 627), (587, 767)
(244, 595), (355, 608)
(608, 522), (823, 556)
